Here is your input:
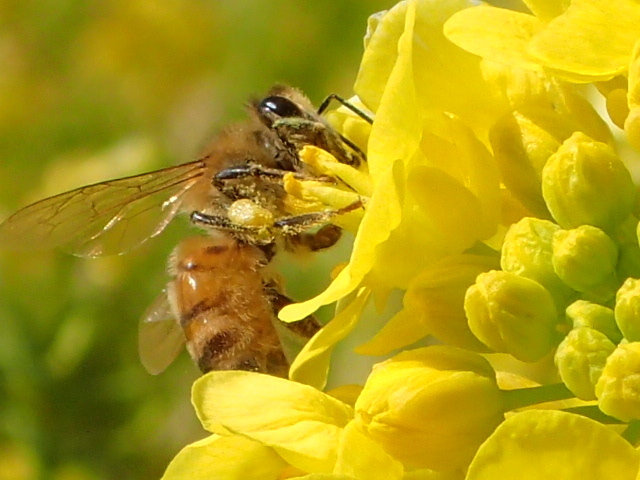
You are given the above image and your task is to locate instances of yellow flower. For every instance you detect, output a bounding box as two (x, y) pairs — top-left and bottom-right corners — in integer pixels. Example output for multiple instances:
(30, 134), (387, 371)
(162, 369), (468, 479)
(164, 0), (640, 476)
(354, 346), (504, 472)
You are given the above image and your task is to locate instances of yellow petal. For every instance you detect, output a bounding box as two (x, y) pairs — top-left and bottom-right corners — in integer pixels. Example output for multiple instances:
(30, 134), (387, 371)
(357, 0), (503, 138)
(161, 434), (287, 480)
(354, 0), (409, 112)
(445, 6), (545, 71)
(289, 288), (370, 390)
(466, 410), (639, 480)
(192, 371), (353, 473)
(280, 0), (416, 320)
(626, 39), (640, 150)
(528, 0), (640, 80)
(335, 420), (403, 480)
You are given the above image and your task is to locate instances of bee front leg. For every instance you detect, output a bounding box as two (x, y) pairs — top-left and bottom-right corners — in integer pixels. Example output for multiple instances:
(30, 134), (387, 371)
(214, 162), (324, 184)
(273, 118), (366, 168)
(213, 162), (334, 201)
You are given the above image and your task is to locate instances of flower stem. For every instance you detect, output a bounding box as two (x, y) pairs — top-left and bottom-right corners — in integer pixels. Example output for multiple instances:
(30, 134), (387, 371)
(622, 420), (640, 446)
(501, 383), (574, 411)
(561, 405), (623, 424)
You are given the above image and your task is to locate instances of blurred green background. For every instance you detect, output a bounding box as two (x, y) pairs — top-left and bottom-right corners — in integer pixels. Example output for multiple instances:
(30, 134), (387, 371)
(0, 1), (391, 479)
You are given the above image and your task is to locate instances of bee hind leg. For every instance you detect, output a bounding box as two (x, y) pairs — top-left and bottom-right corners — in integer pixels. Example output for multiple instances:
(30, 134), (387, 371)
(190, 198), (363, 248)
(189, 211), (271, 243)
(273, 199), (363, 233)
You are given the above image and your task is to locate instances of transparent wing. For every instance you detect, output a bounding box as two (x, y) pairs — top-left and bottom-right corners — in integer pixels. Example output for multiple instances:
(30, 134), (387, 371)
(0, 160), (206, 257)
(138, 289), (185, 375)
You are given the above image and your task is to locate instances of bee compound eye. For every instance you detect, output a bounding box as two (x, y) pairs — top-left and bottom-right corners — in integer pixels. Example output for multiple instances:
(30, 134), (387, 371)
(258, 95), (303, 119)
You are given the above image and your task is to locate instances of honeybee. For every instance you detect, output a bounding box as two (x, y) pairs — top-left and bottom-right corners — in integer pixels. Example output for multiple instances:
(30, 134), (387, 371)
(139, 232), (323, 376)
(0, 85), (370, 376)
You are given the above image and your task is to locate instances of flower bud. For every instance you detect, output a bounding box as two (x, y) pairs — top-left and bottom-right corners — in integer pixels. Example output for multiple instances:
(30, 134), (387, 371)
(551, 225), (618, 296)
(595, 342), (640, 421)
(465, 270), (559, 362)
(615, 278), (640, 341)
(501, 217), (576, 308)
(555, 327), (616, 400)
(565, 300), (622, 344)
(541, 132), (635, 232)
(354, 346), (504, 472)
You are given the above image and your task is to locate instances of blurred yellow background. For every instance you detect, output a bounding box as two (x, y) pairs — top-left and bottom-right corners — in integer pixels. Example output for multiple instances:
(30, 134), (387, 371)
(0, 1), (391, 479)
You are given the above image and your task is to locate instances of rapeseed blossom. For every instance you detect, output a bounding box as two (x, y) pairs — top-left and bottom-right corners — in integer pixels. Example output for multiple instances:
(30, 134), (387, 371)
(162, 1), (640, 478)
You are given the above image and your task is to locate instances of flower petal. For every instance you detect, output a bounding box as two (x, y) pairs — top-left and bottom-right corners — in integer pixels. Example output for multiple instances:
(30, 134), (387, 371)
(161, 434), (287, 480)
(445, 6), (545, 71)
(528, 0), (640, 79)
(466, 410), (639, 480)
(335, 420), (403, 480)
(192, 371), (354, 473)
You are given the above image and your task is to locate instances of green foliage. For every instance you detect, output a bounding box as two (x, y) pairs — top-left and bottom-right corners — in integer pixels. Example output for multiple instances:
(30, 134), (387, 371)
(0, 1), (391, 478)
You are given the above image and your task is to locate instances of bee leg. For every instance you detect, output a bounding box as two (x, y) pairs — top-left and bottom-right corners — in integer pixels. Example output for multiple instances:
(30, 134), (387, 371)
(270, 115), (367, 168)
(213, 162), (334, 200)
(288, 224), (343, 252)
(191, 198), (363, 246)
(214, 162), (324, 184)
(189, 211), (270, 241)
(272, 199), (363, 235)
(316, 93), (373, 165)
(316, 93), (374, 124)
(265, 283), (322, 338)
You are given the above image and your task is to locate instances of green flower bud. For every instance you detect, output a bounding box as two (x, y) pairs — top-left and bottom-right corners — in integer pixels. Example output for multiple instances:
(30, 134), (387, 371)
(595, 342), (640, 421)
(614, 278), (640, 341)
(565, 300), (622, 344)
(542, 132), (635, 232)
(354, 346), (504, 472)
(551, 225), (618, 297)
(555, 327), (616, 400)
(501, 217), (576, 308)
(465, 270), (559, 362)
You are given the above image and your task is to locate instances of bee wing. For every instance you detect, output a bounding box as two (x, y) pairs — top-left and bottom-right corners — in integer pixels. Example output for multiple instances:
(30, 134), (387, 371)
(0, 161), (206, 257)
(138, 289), (185, 375)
